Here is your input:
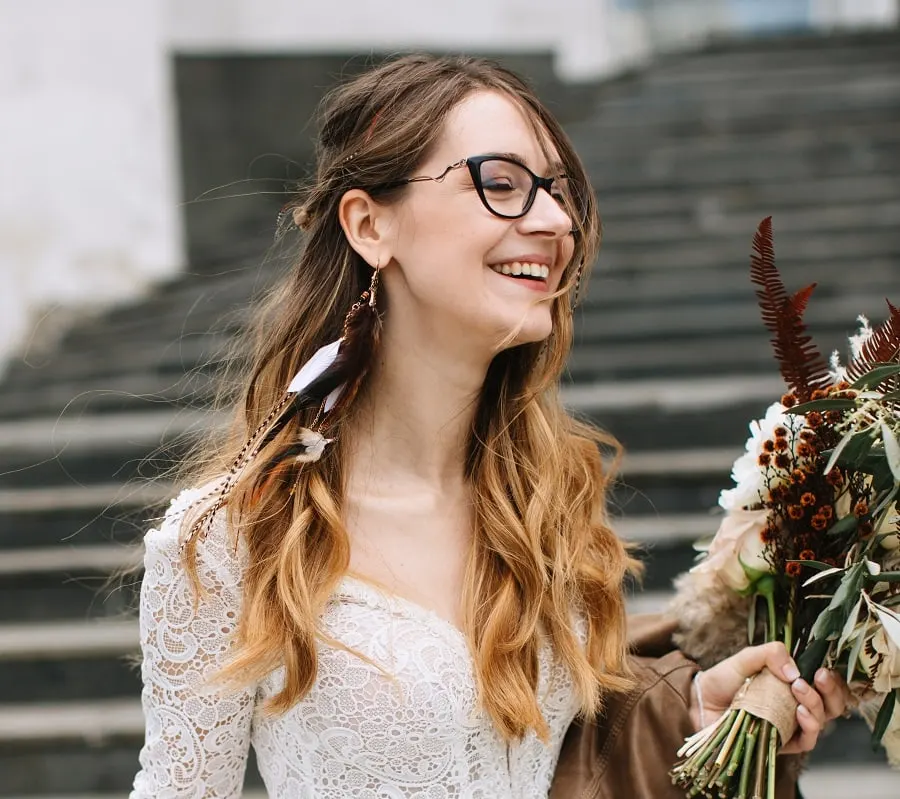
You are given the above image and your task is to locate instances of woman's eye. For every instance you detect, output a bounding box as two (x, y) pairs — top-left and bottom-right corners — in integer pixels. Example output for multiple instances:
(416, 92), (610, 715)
(482, 177), (515, 190)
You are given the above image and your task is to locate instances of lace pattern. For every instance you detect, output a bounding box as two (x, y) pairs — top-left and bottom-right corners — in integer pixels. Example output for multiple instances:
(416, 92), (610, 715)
(131, 488), (583, 798)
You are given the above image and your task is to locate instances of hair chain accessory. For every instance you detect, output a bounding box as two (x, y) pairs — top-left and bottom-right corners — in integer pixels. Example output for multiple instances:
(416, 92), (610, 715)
(180, 262), (383, 551)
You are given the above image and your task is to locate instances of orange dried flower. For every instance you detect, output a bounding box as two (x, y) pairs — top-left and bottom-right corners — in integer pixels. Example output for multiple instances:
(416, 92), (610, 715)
(811, 515), (828, 531)
(818, 505), (833, 520)
(788, 504), (805, 520)
(826, 410), (844, 425)
(786, 562), (802, 577)
(811, 389), (828, 400)
(791, 469), (807, 485)
(854, 501), (869, 518)
(758, 453), (772, 467)
(826, 469), (843, 487)
(775, 438), (790, 451)
(807, 412), (824, 428)
(799, 430), (816, 442)
(860, 521), (874, 537)
(770, 485), (789, 502)
(796, 442), (814, 458)
(761, 525), (778, 543)
(799, 549), (816, 560)
(774, 453), (792, 469)
(800, 492), (817, 507)
(763, 439), (776, 453)
(774, 426), (789, 438)
(781, 393), (797, 408)
(834, 381), (850, 391)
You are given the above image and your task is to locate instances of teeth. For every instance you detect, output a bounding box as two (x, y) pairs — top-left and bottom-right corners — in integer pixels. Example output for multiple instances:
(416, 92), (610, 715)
(489, 262), (550, 279)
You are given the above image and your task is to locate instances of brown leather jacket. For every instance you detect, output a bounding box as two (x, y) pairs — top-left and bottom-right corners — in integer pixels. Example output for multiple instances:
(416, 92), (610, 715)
(550, 615), (800, 799)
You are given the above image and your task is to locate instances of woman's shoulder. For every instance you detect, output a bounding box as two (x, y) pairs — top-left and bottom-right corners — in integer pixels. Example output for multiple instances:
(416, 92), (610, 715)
(143, 479), (246, 589)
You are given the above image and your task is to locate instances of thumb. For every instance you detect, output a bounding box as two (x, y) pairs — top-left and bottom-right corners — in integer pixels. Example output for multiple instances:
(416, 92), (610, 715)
(728, 641), (801, 684)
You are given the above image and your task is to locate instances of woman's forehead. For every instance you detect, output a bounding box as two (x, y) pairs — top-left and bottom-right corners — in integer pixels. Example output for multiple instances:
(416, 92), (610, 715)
(432, 90), (563, 173)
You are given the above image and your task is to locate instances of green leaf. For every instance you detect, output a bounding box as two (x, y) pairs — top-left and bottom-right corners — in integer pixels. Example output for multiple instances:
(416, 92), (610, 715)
(748, 593), (757, 646)
(787, 398), (857, 414)
(797, 637), (830, 682)
(837, 595), (863, 654)
(881, 422), (900, 483)
(826, 514), (859, 538)
(869, 571), (900, 582)
(810, 561), (866, 640)
(797, 559), (840, 572)
(871, 690), (897, 748)
(851, 363), (900, 390)
(883, 389), (900, 402)
(846, 617), (867, 684)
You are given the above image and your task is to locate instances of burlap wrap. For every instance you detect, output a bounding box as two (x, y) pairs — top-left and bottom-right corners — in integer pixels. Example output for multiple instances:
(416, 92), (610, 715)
(732, 667), (798, 745)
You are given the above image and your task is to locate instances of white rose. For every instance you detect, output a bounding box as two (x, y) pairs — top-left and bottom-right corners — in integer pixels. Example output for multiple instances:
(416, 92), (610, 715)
(719, 402), (802, 512)
(692, 509), (773, 592)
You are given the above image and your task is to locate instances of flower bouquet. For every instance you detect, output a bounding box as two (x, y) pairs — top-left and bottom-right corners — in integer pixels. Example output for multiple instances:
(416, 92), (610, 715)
(669, 217), (900, 798)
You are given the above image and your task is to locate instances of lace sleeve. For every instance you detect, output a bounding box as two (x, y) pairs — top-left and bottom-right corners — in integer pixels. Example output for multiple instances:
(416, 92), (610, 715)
(130, 487), (256, 799)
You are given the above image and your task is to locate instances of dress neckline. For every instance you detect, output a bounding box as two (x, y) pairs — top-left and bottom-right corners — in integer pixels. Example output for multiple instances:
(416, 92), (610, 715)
(335, 574), (468, 645)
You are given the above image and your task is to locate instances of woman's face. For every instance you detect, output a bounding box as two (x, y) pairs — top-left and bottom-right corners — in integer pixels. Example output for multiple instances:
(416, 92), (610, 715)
(382, 90), (576, 359)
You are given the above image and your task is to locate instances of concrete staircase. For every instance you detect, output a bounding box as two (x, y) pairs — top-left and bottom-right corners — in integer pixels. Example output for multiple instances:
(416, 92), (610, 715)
(1, 31), (899, 796)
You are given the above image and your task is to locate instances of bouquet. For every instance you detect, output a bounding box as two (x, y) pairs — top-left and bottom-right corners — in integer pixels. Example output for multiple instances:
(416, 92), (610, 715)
(669, 217), (900, 799)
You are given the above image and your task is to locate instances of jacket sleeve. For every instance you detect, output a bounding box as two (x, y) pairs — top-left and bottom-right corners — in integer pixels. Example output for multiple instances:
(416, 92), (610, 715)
(130, 489), (255, 799)
(550, 614), (801, 799)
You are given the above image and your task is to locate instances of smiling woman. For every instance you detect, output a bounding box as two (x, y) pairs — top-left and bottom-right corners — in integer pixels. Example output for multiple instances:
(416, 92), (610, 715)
(129, 54), (847, 799)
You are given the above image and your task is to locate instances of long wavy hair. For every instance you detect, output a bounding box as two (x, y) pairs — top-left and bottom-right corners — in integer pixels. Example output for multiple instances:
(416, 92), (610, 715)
(181, 53), (639, 741)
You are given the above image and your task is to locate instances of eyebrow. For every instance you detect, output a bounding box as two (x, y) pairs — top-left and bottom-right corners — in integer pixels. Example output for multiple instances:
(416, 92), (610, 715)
(486, 151), (566, 175)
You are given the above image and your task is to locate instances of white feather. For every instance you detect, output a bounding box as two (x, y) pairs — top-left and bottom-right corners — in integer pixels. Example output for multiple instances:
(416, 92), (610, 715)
(324, 384), (345, 413)
(287, 338), (343, 394)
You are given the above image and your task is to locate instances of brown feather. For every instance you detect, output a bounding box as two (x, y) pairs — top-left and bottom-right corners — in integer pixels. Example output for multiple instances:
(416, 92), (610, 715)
(750, 216), (829, 401)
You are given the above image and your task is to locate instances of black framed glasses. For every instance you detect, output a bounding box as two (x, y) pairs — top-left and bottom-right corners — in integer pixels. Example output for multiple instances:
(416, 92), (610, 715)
(382, 154), (583, 224)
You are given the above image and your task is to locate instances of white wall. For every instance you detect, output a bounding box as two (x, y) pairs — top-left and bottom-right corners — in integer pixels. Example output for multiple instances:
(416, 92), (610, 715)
(165, 0), (651, 80)
(0, 0), (896, 376)
(0, 0), (182, 374)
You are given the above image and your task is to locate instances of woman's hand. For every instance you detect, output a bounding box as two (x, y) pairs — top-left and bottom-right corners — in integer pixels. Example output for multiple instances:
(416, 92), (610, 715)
(691, 642), (851, 754)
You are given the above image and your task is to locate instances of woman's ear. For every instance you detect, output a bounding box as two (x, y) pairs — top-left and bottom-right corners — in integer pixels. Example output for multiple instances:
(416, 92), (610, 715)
(338, 189), (395, 268)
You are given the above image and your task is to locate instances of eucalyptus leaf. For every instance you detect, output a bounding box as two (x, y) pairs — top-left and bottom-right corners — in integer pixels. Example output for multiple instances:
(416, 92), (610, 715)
(797, 637), (830, 682)
(802, 566), (844, 587)
(787, 398), (857, 414)
(824, 429), (876, 474)
(837, 596), (863, 653)
(871, 690), (897, 748)
(851, 363), (900, 390)
(810, 562), (866, 640)
(826, 514), (858, 538)
(799, 560), (840, 573)
(883, 389), (900, 403)
(881, 422), (900, 483)
(869, 571), (900, 582)
(747, 594), (757, 646)
(846, 618), (867, 684)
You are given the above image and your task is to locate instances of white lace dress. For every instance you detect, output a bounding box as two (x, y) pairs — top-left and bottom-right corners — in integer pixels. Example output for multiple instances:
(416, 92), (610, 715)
(131, 487), (583, 798)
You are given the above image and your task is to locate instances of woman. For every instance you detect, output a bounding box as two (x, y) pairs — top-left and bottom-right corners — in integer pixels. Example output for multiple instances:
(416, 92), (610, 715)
(131, 54), (847, 798)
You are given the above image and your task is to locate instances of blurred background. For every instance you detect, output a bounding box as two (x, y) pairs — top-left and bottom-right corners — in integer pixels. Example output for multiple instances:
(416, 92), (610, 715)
(1, 0), (898, 795)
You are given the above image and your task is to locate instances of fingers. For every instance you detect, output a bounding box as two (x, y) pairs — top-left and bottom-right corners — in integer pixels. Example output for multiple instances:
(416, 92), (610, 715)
(781, 702), (823, 754)
(730, 641), (800, 684)
(814, 668), (850, 721)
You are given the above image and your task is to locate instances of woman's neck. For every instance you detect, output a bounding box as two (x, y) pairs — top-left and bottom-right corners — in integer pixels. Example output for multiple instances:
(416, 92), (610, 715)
(346, 325), (489, 487)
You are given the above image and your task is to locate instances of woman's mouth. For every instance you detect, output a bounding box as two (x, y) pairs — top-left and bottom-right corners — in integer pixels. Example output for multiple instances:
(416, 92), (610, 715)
(488, 261), (550, 282)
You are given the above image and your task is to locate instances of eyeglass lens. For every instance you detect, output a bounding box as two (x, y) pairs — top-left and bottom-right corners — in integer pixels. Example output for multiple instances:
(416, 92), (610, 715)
(477, 159), (575, 219)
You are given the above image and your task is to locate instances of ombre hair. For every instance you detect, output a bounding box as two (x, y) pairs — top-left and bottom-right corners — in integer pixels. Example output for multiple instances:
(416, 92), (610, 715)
(181, 53), (639, 741)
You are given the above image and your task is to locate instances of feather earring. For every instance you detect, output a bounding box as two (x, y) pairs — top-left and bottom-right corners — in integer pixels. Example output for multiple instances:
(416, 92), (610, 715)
(181, 265), (383, 550)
